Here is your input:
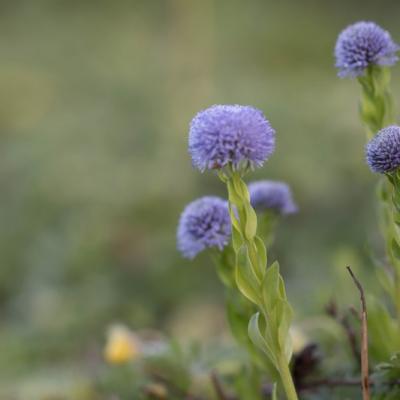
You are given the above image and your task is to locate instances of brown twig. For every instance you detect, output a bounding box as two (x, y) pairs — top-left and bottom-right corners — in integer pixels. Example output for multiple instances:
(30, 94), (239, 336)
(325, 299), (360, 366)
(346, 266), (370, 400)
(211, 371), (236, 400)
(341, 313), (360, 366)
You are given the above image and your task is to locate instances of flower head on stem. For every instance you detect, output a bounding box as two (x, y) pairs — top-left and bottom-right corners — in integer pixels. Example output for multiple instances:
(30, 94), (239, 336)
(366, 125), (400, 174)
(335, 21), (399, 78)
(189, 105), (275, 173)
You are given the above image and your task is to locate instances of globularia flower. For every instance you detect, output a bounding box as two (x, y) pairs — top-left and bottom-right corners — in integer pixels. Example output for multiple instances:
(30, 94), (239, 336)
(335, 21), (399, 78)
(177, 196), (231, 259)
(366, 125), (400, 173)
(249, 180), (298, 215)
(189, 105), (275, 171)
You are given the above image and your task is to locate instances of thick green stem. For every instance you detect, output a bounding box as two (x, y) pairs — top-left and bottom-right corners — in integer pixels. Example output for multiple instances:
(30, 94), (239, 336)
(278, 355), (299, 400)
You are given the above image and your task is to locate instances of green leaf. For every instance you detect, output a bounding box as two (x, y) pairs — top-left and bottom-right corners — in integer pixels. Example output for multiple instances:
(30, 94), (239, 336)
(368, 295), (400, 363)
(376, 267), (395, 299)
(228, 204), (243, 252)
(235, 246), (261, 305)
(227, 178), (243, 207)
(278, 276), (287, 300)
(244, 201), (257, 241)
(262, 262), (281, 311)
(254, 235), (267, 272)
(275, 300), (293, 361)
(391, 238), (400, 260)
(372, 352), (400, 400)
(248, 312), (277, 367)
(232, 173), (250, 202)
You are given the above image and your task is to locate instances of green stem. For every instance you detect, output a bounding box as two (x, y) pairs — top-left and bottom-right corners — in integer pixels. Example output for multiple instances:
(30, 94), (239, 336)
(359, 65), (400, 325)
(358, 65), (394, 138)
(278, 355), (299, 400)
(220, 168), (299, 400)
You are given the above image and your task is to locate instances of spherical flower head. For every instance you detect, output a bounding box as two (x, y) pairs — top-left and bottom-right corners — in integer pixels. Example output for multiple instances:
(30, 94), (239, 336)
(189, 105), (275, 172)
(177, 196), (231, 259)
(335, 21), (399, 78)
(248, 180), (298, 215)
(366, 125), (400, 173)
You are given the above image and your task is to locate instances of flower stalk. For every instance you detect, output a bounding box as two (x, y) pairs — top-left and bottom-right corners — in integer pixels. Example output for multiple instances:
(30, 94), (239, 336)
(358, 66), (400, 322)
(358, 66), (395, 139)
(219, 167), (298, 400)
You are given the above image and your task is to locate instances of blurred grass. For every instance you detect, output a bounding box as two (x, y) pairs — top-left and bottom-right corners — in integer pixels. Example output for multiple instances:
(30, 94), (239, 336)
(1, 0), (400, 396)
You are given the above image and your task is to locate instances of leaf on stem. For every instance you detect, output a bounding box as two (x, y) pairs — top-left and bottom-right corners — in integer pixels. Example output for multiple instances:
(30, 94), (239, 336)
(235, 246), (261, 305)
(248, 312), (277, 368)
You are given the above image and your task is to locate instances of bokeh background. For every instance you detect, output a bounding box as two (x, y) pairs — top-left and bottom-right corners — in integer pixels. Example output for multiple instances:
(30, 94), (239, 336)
(1, 0), (400, 397)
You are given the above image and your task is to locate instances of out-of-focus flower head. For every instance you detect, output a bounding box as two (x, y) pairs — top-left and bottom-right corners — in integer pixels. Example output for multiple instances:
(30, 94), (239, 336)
(104, 324), (141, 364)
(366, 125), (400, 173)
(177, 196), (231, 259)
(335, 21), (399, 78)
(189, 105), (275, 172)
(248, 180), (298, 215)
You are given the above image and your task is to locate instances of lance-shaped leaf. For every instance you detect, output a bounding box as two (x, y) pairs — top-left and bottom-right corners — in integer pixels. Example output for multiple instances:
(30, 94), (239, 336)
(391, 238), (400, 260)
(248, 312), (277, 368)
(254, 235), (267, 274)
(227, 178), (243, 207)
(262, 262), (281, 311)
(235, 246), (261, 305)
(228, 204), (243, 253)
(275, 299), (294, 361)
(244, 200), (258, 241)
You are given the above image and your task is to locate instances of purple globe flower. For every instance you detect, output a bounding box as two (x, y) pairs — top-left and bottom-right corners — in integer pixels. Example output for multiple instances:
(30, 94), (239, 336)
(177, 196), (231, 259)
(366, 125), (400, 173)
(189, 105), (275, 172)
(249, 180), (298, 215)
(335, 21), (399, 78)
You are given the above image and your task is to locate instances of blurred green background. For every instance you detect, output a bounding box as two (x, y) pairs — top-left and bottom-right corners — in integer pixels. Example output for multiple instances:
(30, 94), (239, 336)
(1, 0), (400, 397)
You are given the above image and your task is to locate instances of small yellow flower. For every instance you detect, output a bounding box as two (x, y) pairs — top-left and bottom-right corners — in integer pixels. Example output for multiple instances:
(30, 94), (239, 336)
(104, 324), (140, 364)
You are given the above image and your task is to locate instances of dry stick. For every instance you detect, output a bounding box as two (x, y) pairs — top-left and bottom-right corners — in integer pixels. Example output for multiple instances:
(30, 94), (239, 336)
(211, 371), (235, 400)
(325, 299), (360, 366)
(346, 266), (370, 400)
(341, 314), (360, 366)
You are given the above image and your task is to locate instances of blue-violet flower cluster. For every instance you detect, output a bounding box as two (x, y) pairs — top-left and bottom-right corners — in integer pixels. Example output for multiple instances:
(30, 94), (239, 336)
(335, 21), (399, 78)
(249, 180), (298, 215)
(177, 196), (231, 259)
(189, 105), (275, 171)
(366, 125), (400, 173)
